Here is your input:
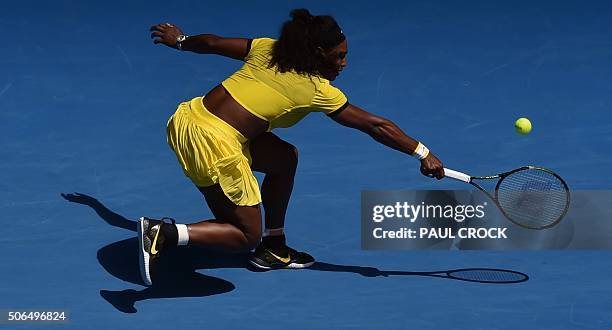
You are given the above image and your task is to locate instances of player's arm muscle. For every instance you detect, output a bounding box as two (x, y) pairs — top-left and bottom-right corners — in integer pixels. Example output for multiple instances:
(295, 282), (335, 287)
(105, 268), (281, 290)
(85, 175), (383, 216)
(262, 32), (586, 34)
(330, 104), (419, 155)
(181, 35), (251, 60)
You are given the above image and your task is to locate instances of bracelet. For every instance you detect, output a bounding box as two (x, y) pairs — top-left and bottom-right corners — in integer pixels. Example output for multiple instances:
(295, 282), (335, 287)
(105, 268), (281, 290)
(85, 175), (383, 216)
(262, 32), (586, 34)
(412, 142), (430, 160)
(176, 35), (188, 50)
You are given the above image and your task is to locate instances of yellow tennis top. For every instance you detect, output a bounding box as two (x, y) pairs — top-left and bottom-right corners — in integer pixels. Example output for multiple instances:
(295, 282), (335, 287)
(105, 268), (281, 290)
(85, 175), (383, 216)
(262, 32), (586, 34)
(222, 38), (348, 131)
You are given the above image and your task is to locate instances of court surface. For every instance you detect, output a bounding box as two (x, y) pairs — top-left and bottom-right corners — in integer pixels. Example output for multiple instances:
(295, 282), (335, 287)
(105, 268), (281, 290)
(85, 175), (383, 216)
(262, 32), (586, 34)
(2, 0), (612, 329)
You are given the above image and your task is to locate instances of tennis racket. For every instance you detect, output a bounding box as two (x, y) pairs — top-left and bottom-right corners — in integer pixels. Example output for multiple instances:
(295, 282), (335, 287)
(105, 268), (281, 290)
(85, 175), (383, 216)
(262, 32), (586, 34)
(442, 166), (570, 230)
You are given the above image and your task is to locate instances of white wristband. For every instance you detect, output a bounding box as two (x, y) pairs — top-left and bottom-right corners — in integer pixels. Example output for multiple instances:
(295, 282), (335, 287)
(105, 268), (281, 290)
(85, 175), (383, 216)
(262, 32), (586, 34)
(412, 142), (430, 160)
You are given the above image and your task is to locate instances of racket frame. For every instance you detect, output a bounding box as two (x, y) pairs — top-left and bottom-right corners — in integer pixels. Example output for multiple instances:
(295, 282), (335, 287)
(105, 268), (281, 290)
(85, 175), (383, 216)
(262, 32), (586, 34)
(444, 166), (570, 230)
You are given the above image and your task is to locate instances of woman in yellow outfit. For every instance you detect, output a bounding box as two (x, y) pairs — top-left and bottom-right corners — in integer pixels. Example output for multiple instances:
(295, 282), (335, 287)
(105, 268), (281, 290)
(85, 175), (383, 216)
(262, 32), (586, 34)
(139, 9), (444, 285)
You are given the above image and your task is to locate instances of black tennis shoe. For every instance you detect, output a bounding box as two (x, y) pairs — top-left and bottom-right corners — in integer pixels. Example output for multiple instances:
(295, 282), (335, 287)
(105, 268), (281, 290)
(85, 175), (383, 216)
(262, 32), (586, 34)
(137, 217), (175, 286)
(249, 244), (315, 270)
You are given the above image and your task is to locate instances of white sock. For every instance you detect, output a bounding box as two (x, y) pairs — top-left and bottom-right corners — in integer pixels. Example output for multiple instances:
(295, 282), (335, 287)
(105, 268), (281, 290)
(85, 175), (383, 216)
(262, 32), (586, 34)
(176, 224), (189, 246)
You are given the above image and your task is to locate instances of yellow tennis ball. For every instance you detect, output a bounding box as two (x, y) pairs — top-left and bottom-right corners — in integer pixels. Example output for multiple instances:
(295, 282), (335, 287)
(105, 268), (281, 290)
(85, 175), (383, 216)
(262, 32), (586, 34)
(515, 117), (532, 135)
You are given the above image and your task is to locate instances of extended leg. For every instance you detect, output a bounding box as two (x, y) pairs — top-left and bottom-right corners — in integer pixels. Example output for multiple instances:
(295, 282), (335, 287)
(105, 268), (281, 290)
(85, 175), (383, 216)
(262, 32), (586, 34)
(186, 184), (262, 251)
(138, 184), (262, 286)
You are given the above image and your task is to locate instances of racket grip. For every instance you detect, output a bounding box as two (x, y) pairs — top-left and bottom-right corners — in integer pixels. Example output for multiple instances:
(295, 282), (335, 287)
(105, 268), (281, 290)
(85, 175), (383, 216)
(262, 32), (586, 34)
(443, 168), (471, 183)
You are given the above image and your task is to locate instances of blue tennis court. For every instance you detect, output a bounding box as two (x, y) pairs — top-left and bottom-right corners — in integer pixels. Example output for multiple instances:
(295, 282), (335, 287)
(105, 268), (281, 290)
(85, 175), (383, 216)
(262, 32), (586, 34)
(2, 0), (612, 328)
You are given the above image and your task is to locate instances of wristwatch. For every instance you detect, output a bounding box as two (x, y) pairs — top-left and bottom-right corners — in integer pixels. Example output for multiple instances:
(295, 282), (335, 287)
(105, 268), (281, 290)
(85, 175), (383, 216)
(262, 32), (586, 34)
(176, 35), (188, 50)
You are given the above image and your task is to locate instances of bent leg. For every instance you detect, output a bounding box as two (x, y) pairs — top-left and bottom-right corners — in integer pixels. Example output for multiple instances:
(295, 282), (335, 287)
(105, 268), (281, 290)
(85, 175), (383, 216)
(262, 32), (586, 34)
(185, 184), (262, 252)
(249, 132), (298, 230)
(245, 133), (315, 269)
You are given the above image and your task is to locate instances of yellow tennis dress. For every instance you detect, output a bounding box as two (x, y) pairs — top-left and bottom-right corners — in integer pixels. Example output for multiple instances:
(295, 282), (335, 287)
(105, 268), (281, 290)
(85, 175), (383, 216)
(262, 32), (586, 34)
(166, 38), (349, 206)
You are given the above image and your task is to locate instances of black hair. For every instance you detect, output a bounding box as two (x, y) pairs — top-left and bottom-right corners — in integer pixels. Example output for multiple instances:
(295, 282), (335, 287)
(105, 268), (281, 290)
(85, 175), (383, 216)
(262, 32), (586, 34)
(269, 9), (345, 76)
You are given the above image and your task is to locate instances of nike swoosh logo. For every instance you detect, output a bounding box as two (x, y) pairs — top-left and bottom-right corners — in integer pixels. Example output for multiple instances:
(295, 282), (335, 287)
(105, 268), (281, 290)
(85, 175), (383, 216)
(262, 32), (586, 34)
(150, 225), (161, 255)
(267, 249), (291, 263)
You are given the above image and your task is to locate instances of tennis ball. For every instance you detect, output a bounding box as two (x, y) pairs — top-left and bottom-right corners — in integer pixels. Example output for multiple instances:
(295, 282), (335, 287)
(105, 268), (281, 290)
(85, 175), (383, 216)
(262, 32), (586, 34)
(515, 117), (532, 135)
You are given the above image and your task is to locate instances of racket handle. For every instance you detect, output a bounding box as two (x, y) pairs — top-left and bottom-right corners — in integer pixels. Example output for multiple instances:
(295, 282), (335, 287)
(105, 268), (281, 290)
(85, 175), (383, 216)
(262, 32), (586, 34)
(443, 168), (471, 183)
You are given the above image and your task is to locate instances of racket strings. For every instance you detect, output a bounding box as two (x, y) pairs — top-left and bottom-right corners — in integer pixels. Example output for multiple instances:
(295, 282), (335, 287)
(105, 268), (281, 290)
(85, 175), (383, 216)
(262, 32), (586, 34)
(496, 169), (569, 228)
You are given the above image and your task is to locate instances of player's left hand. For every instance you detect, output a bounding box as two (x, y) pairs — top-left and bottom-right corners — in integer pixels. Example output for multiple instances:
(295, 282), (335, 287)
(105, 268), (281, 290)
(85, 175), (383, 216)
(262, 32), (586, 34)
(61, 192), (101, 206)
(150, 23), (184, 49)
(420, 153), (444, 179)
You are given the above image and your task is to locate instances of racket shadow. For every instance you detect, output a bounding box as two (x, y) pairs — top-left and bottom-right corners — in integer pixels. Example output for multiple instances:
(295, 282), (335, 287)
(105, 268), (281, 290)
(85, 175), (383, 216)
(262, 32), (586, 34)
(308, 262), (529, 284)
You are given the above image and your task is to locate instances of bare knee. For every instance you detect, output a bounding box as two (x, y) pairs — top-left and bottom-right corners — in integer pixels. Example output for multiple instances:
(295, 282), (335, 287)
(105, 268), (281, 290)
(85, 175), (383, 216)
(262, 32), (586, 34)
(236, 209), (262, 251)
(261, 143), (297, 176)
(250, 133), (299, 175)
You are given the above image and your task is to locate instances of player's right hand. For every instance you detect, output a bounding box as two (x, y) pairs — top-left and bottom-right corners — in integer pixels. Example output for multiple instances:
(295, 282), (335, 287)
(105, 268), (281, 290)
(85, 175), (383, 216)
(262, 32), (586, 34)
(420, 153), (444, 179)
(150, 23), (184, 49)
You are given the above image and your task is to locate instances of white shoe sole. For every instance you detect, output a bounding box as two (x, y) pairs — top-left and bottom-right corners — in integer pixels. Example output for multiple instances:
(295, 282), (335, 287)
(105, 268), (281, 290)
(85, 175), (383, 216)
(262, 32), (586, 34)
(137, 217), (152, 286)
(248, 259), (314, 270)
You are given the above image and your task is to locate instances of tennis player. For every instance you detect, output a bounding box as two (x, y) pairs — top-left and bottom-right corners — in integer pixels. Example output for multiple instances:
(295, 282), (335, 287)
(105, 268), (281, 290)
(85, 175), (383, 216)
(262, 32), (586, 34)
(141, 9), (444, 285)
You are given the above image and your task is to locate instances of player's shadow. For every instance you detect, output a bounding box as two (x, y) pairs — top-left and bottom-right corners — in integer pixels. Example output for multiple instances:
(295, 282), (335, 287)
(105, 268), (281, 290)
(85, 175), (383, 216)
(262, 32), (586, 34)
(96, 238), (245, 313)
(62, 192), (242, 314)
(62, 192), (529, 314)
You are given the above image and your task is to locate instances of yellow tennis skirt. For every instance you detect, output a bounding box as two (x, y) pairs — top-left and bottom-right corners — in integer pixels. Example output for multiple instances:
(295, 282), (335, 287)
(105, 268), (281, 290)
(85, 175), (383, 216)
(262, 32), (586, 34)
(166, 97), (262, 206)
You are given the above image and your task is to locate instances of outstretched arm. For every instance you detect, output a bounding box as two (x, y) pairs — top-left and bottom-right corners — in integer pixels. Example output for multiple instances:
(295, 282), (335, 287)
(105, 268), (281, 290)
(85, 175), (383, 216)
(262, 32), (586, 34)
(150, 23), (251, 60)
(330, 104), (445, 179)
